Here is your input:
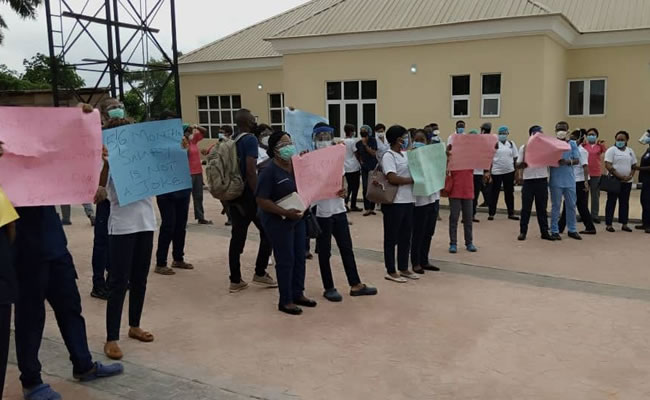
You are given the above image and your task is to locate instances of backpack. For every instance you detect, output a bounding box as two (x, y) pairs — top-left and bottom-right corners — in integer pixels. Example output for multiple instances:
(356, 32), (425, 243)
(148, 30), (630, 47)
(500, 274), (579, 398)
(205, 133), (251, 201)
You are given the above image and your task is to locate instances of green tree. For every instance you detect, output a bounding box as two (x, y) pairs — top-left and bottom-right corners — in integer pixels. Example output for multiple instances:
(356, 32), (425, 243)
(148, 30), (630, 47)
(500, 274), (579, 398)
(124, 58), (178, 121)
(22, 53), (85, 89)
(123, 89), (145, 122)
(0, 63), (44, 90)
(0, 0), (42, 45)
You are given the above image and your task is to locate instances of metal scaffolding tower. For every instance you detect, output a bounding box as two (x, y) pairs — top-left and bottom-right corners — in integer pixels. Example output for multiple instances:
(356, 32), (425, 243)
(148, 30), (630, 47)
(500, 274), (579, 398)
(44, 0), (181, 118)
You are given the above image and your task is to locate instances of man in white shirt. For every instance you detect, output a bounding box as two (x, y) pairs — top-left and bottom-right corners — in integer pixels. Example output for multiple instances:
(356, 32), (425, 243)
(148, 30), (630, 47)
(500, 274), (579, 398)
(487, 126), (519, 221)
(343, 124), (362, 212)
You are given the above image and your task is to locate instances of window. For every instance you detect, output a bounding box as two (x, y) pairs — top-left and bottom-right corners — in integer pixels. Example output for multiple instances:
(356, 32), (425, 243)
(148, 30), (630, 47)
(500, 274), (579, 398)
(326, 80), (377, 137)
(568, 78), (607, 116)
(451, 75), (470, 118)
(481, 74), (501, 117)
(197, 94), (241, 138)
(269, 93), (284, 131)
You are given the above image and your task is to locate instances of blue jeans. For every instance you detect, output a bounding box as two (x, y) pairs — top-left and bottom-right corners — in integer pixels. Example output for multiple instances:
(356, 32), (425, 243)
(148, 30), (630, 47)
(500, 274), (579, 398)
(91, 200), (110, 288)
(551, 186), (577, 234)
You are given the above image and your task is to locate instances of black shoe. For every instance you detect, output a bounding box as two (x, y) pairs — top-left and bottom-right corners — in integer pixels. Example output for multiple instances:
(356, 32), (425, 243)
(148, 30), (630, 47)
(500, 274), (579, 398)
(645, 228), (650, 234)
(305, 252), (314, 260)
(606, 226), (615, 232)
(225, 220), (232, 226)
(487, 216), (494, 221)
(422, 264), (440, 271)
(89, 215), (96, 226)
(278, 305), (303, 315)
(198, 219), (213, 225)
(550, 233), (562, 241)
(568, 232), (582, 240)
(517, 233), (526, 241)
(541, 232), (555, 241)
(479, 202), (488, 207)
(593, 218), (601, 224)
(508, 215), (520, 221)
(621, 225), (632, 232)
(62, 220), (72, 226)
(91, 286), (108, 300)
(579, 229), (597, 235)
(295, 297), (318, 308)
(350, 284), (378, 297)
(635, 225), (647, 230)
(413, 267), (425, 275)
(473, 218), (480, 223)
(350, 207), (363, 212)
(323, 288), (343, 302)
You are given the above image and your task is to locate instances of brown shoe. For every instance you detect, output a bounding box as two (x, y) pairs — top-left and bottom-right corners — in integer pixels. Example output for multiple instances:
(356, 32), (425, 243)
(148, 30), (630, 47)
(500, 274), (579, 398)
(128, 327), (154, 343)
(171, 261), (194, 270)
(104, 341), (123, 360)
(154, 266), (176, 275)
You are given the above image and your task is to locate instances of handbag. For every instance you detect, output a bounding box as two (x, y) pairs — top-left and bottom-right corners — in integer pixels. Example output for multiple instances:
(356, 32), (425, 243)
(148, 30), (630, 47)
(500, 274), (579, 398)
(441, 173), (454, 198)
(366, 155), (398, 204)
(305, 207), (322, 239)
(599, 174), (621, 194)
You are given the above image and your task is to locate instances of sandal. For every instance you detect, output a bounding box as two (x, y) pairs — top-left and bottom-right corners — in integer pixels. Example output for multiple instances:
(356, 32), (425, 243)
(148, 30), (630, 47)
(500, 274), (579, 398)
(128, 327), (155, 343)
(172, 261), (194, 270)
(23, 384), (62, 400)
(104, 341), (123, 360)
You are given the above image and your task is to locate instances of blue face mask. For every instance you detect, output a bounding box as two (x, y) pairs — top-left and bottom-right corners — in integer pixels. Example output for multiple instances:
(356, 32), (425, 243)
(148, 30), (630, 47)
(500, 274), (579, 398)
(457, 128), (465, 134)
(498, 134), (508, 142)
(413, 142), (425, 149)
(277, 145), (297, 160)
(107, 108), (125, 119)
(587, 135), (597, 144)
(401, 137), (410, 150)
(641, 137), (650, 145)
(616, 141), (626, 149)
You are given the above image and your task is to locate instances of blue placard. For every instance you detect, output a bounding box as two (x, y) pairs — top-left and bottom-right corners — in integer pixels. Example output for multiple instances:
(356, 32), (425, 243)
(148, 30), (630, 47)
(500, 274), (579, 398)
(103, 119), (192, 206)
(284, 108), (328, 153)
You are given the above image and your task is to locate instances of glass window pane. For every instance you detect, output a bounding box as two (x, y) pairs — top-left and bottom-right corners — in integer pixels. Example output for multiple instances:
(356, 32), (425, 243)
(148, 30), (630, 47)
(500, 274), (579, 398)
(589, 80), (605, 115)
(199, 111), (209, 124)
(210, 111), (220, 125)
(483, 98), (499, 116)
(202, 126), (211, 137)
(569, 81), (585, 116)
(452, 75), (470, 96)
(361, 81), (377, 99)
(232, 95), (241, 110)
(198, 96), (208, 109)
(345, 103), (358, 128)
(221, 111), (232, 124)
(482, 74), (501, 95)
(270, 110), (283, 124)
(362, 103), (376, 128)
(344, 81), (360, 100)
(220, 96), (231, 109)
(208, 96), (219, 109)
(328, 104), (341, 137)
(327, 82), (341, 100)
(270, 94), (282, 109)
(453, 99), (468, 116)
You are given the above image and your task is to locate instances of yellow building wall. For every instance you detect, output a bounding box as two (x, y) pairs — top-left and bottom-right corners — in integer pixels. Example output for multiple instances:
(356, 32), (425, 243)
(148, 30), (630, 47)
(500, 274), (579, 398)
(566, 44), (650, 157)
(540, 36), (568, 133)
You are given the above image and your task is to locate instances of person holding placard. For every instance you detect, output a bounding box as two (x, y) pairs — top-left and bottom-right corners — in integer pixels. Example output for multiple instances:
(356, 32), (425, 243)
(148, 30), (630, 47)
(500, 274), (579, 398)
(446, 137), (477, 254)
(604, 131), (637, 233)
(410, 130), (441, 273)
(487, 126), (519, 221)
(256, 131), (317, 315)
(473, 123), (492, 220)
(381, 125), (420, 283)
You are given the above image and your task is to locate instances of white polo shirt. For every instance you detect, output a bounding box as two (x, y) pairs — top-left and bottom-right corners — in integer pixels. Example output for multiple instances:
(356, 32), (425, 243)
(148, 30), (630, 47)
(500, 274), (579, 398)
(106, 178), (157, 235)
(517, 145), (549, 180)
(604, 146), (637, 177)
(491, 140), (518, 175)
(343, 138), (361, 173)
(415, 191), (440, 207)
(381, 150), (414, 204)
(573, 146), (589, 182)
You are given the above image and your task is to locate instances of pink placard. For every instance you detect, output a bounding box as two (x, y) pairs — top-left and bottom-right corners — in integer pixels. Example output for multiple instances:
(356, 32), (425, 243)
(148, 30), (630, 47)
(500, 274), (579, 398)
(447, 134), (498, 171)
(525, 134), (570, 168)
(292, 144), (346, 206)
(0, 107), (103, 206)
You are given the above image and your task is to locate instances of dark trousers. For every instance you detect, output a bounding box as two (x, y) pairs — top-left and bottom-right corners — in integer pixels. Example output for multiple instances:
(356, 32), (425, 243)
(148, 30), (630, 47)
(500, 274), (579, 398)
(382, 203), (414, 274)
(265, 219), (306, 306)
(449, 199), (473, 246)
(228, 193), (272, 283)
(155, 193), (191, 266)
(107, 231), (153, 341)
(14, 252), (94, 388)
(361, 169), (375, 211)
(411, 201), (439, 266)
(473, 175), (484, 216)
(345, 171), (361, 209)
(191, 173), (205, 221)
(0, 304), (10, 399)
(606, 182), (633, 226)
(560, 182), (595, 232)
(520, 178), (550, 235)
(60, 205), (71, 223)
(316, 212), (361, 290)
(489, 172), (516, 216)
(642, 183), (650, 227)
(91, 199), (110, 288)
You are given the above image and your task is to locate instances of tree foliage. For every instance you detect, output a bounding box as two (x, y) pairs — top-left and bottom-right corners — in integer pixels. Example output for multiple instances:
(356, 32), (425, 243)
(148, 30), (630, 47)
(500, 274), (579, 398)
(0, 0), (43, 45)
(123, 58), (177, 121)
(0, 53), (85, 91)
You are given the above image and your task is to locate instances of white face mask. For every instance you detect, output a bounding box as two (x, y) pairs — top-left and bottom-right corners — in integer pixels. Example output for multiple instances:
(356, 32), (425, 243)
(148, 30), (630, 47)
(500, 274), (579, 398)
(432, 130), (440, 136)
(639, 131), (650, 145)
(261, 136), (269, 146)
(556, 131), (568, 140)
(377, 132), (385, 139)
(315, 141), (330, 149)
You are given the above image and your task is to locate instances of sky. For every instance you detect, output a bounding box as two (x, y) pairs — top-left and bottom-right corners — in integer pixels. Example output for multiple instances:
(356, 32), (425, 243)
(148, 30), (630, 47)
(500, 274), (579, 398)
(0, 0), (310, 75)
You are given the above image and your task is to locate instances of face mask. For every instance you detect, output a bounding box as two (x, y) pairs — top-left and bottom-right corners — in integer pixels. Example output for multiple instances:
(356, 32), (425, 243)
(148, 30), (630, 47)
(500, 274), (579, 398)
(642, 137), (650, 145)
(556, 131), (568, 140)
(498, 134), (508, 142)
(413, 142), (425, 149)
(315, 141), (330, 149)
(218, 133), (225, 140)
(457, 128), (465, 134)
(587, 135), (597, 144)
(616, 141), (626, 149)
(260, 136), (269, 147)
(432, 130), (440, 136)
(277, 145), (296, 160)
(377, 132), (385, 139)
(401, 137), (409, 150)
(107, 108), (125, 119)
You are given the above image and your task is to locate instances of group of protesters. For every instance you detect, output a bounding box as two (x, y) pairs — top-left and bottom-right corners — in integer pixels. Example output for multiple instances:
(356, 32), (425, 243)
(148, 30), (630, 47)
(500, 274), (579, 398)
(1, 97), (650, 399)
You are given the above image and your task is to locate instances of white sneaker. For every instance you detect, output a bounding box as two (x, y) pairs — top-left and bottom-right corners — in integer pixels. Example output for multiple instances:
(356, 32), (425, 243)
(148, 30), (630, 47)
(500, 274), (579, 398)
(253, 273), (278, 288)
(384, 274), (407, 283)
(400, 271), (420, 280)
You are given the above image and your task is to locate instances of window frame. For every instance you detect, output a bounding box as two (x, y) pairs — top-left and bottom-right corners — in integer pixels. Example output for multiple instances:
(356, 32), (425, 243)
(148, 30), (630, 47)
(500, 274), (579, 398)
(268, 93), (285, 131)
(197, 94), (241, 138)
(451, 74), (471, 118)
(325, 80), (377, 137)
(480, 73), (502, 118)
(567, 78), (607, 117)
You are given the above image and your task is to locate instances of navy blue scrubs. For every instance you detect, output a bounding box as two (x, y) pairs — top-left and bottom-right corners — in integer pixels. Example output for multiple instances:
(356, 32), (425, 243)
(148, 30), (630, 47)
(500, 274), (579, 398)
(0, 224), (16, 399)
(13, 206), (94, 389)
(256, 162), (307, 307)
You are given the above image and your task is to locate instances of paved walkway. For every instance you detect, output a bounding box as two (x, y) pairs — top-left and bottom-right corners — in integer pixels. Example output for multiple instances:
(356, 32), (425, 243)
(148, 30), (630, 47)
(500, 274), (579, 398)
(3, 200), (649, 400)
